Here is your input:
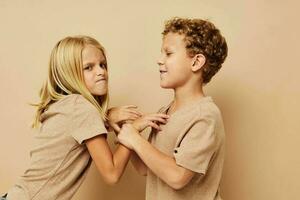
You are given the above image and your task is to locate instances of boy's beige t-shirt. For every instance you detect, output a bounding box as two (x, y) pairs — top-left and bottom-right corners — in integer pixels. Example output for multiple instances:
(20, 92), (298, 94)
(7, 94), (107, 200)
(146, 97), (225, 200)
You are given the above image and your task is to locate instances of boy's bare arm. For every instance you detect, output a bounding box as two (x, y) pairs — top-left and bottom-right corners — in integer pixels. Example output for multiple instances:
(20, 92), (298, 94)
(118, 124), (196, 190)
(128, 113), (169, 176)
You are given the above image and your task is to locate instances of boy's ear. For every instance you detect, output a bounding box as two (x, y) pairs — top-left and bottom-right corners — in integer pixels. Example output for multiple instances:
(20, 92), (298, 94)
(191, 54), (206, 72)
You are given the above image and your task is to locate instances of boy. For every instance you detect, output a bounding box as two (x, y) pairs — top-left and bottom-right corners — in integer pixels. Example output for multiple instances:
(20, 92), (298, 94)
(118, 17), (228, 200)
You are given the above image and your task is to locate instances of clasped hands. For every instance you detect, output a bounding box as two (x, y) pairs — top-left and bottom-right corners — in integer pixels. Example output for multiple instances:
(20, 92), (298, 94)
(107, 105), (169, 149)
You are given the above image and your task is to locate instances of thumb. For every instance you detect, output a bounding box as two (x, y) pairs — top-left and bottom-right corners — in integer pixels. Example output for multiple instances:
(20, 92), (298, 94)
(112, 123), (121, 132)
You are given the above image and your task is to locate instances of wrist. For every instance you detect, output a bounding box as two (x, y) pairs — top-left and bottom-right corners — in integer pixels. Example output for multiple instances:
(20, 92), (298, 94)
(132, 122), (141, 132)
(131, 133), (144, 152)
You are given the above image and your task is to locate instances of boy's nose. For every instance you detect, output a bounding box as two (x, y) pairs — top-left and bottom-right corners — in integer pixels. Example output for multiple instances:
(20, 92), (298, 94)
(157, 56), (164, 66)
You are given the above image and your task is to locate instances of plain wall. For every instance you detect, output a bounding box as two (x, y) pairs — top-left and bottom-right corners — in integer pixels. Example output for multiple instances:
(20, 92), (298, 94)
(0, 0), (299, 199)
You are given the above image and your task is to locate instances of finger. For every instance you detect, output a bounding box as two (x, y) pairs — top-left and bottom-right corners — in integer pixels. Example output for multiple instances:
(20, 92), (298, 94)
(153, 117), (168, 124)
(125, 115), (140, 121)
(123, 105), (138, 109)
(123, 119), (134, 124)
(112, 124), (121, 132)
(124, 110), (142, 117)
(148, 122), (161, 131)
(152, 113), (170, 119)
(117, 113), (139, 122)
(126, 109), (143, 116)
(119, 113), (141, 121)
(146, 113), (169, 119)
(145, 116), (168, 124)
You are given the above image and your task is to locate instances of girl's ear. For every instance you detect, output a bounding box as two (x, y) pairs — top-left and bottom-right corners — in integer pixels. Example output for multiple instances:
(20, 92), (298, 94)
(191, 54), (206, 72)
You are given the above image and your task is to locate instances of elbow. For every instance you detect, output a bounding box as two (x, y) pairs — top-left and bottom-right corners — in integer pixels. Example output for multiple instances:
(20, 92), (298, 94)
(168, 180), (188, 190)
(136, 166), (148, 176)
(166, 172), (192, 190)
(138, 169), (147, 176)
(102, 173), (121, 185)
(132, 161), (148, 176)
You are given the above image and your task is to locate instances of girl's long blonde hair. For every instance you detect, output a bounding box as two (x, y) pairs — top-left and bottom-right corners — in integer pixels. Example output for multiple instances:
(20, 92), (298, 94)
(32, 36), (109, 128)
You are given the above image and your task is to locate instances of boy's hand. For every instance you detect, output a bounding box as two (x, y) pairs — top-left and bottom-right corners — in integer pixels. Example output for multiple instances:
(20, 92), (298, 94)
(118, 114), (169, 149)
(107, 105), (142, 132)
(132, 113), (169, 132)
(117, 124), (139, 149)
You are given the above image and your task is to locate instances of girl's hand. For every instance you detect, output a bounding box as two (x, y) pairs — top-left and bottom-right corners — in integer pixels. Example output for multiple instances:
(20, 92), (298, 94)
(132, 113), (169, 132)
(107, 105), (142, 132)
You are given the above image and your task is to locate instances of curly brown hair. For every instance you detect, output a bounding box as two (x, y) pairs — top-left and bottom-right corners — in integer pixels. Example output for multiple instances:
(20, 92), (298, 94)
(162, 17), (228, 84)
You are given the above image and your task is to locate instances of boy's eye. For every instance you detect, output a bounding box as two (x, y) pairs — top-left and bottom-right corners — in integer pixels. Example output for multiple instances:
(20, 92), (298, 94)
(166, 52), (173, 56)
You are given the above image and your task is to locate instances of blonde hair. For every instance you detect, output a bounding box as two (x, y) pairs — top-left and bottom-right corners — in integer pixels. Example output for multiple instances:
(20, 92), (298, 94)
(32, 36), (109, 128)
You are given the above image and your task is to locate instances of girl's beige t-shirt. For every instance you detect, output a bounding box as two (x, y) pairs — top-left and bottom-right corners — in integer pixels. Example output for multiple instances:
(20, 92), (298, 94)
(146, 97), (225, 200)
(7, 94), (107, 200)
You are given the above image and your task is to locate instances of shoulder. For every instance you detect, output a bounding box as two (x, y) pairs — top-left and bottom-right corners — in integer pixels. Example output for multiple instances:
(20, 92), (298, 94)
(59, 94), (95, 108)
(52, 94), (99, 118)
(57, 94), (89, 104)
(64, 95), (104, 128)
(195, 97), (222, 121)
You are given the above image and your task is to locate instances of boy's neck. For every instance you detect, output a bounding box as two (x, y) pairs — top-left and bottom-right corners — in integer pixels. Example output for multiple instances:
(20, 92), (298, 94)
(170, 83), (205, 114)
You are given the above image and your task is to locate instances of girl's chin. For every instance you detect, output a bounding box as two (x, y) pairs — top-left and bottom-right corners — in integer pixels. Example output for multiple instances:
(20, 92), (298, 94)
(91, 90), (107, 96)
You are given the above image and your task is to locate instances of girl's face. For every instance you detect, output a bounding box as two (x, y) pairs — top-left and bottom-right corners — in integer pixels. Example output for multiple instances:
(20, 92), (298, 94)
(82, 45), (108, 96)
(157, 33), (193, 89)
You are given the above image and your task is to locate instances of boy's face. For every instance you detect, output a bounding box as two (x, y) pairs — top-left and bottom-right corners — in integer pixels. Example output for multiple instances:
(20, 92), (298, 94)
(82, 45), (108, 96)
(157, 33), (193, 89)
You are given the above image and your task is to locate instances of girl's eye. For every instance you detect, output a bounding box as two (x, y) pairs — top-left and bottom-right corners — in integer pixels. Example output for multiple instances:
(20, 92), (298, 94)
(100, 63), (107, 69)
(166, 52), (173, 56)
(84, 65), (93, 71)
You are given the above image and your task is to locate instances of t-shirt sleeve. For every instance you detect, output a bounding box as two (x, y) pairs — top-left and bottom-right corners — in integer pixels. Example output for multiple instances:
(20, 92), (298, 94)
(70, 95), (107, 144)
(173, 114), (218, 174)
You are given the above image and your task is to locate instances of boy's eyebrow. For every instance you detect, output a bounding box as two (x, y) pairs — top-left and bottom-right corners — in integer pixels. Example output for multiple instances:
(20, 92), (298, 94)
(161, 46), (169, 52)
(163, 47), (174, 52)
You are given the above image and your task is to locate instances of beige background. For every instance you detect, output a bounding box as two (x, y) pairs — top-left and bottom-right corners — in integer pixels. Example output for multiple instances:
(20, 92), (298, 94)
(1, 0), (299, 199)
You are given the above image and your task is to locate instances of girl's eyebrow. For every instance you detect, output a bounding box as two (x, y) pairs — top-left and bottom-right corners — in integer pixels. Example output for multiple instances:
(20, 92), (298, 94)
(84, 59), (106, 66)
(83, 62), (94, 66)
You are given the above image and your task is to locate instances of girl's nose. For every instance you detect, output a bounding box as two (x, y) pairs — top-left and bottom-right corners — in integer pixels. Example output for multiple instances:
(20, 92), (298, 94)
(96, 65), (105, 76)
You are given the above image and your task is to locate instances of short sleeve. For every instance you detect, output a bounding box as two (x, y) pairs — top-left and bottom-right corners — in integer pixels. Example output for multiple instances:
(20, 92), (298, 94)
(173, 115), (218, 174)
(71, 95), (107, 144)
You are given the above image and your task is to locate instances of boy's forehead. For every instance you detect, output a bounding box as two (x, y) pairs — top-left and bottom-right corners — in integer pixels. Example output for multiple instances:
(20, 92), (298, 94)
(162, 33), (186, 48)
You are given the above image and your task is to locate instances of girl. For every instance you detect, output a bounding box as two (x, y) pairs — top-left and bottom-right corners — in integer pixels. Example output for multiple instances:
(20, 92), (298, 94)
(3, 36), (168, 200)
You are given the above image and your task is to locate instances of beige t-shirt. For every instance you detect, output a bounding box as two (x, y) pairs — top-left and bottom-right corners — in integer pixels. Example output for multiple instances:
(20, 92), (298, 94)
(7, 94), (107, 200)
(146, 97), (225, 200)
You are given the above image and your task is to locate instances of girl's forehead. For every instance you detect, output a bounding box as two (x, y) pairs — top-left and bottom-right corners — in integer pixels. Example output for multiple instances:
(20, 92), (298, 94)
(82, 45), (105, 61)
